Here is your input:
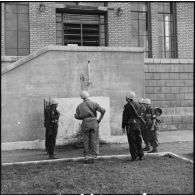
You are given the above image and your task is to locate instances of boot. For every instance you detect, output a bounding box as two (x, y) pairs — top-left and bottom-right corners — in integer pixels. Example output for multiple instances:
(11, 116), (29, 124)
(148, 147), (158, 153)
(143, 146), (150, 151)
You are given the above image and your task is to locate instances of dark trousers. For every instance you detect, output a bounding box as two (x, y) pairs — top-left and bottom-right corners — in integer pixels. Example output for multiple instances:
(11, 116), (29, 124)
(141, 125), (150, 147)
(126, 124), (144, 159)
(148, 130), (158, 148)
(45, 127), (49, 151)
(47, 125), (58, 156)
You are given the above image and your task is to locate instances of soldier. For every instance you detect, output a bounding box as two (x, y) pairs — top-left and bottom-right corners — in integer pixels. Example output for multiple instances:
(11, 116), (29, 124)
(74, 90), (106, 163)
(122, 91), (144, 161)
(148, 107), (162, 153)
(44, 104), (51, 154)
(144, 98), (157, 153)
(46, 99), (60, 159)
(138, 98), (150, 151)
(141, 98), (151, 151)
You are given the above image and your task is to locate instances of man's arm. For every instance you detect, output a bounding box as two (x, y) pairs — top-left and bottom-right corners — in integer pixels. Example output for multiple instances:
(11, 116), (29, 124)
(74, 106), (82, 120)
(96, 103), (106, 123)
(122, 106), (127, 133)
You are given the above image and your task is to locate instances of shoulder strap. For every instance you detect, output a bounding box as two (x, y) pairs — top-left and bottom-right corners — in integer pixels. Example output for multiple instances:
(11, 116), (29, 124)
(127, 100), (146, 125)
(85, 101), (96, 117)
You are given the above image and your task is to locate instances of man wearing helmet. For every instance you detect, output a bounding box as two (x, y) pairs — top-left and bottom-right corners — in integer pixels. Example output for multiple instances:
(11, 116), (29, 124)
(144, 98), (158, 153)
(75, 90), (106, 163)
(138, 98), (150, 151)
(122, 91), (144, 161)
(46, 98), (60, 159)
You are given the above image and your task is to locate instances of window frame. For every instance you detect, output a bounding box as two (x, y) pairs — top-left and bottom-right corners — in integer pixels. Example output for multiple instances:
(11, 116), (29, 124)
(131, 2), (152, 58)
(5, 2), (30, 56)
(157, 2), (178, 58)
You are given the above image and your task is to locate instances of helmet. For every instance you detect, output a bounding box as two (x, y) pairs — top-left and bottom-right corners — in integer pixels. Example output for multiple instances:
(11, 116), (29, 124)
(144, 98), (151, 105)
(80, 90), (90, 99)
(155, 107), (162, 116)
(50, 98), (58, 105)
(138, 98), (144, 104)
(126, 91), (135, 100)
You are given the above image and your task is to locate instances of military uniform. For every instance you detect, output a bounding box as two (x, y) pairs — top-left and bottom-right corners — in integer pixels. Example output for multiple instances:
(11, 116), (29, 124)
(145, 105), (158, 152)
(44, 105), (50, 153)
(138, 103), (150, 150)
(122, 100), (144, 160)
(75, 92), (105, 160)
(46, 104), (60, 158)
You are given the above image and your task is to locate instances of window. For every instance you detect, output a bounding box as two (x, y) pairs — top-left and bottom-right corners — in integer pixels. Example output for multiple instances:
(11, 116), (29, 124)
(5, 2), (30, 56)
(131, 2), (152, 58)
(56, 13), (107, 46)
(157, 2), (177, 58)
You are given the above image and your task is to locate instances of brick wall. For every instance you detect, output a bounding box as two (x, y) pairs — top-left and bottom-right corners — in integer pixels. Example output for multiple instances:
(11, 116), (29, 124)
(107, 2), (132, 46)
(144, 58), (193, 130)
(1, 3), (5, 56)
(29, 2), (56, 53)
(150, 3), (158, 58)
(177, 2), (194, 59)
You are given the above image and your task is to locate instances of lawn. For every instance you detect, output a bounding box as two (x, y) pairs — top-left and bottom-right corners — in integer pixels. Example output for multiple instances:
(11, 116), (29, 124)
(1, 156), (193, 194)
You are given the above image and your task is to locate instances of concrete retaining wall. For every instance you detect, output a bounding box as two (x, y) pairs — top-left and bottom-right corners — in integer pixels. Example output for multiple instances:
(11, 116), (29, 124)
(1, 45), (144, 144)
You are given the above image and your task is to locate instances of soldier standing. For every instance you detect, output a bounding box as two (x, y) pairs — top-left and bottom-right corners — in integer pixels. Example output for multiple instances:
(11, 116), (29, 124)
(74, 91), (106, 163)
(46, 99), (60, 159)
(138, 98), (150, 151)
(122, 91), (144, 161)
(44, 104), (51, 154)
(148, 107), (162, 153)
(144, 98), (157, 153)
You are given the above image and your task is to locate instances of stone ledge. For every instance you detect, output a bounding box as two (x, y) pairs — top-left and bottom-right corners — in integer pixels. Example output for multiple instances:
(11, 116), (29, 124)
(1, 152), (193, 166)
(1, 56), (23, 62)
(144, 58), (193, 64)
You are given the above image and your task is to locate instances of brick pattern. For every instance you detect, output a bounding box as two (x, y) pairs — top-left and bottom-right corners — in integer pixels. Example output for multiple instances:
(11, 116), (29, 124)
(145, 60), (193, 108)
(145, 59), (193, 130)
(29, 2), (56, 53)
(1, 3), (5, 56)
(177, 2), (194, 59)
(107, 2), (132, 46)
(150, 2), (159, 58)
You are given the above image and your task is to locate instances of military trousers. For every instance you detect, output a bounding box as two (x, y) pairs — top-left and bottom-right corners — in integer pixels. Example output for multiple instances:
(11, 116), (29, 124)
(81, 118), (99, 157)
(47, 124), (58, 156)
(148, 129), (158, 148)
(141, 125), (150, 147)
(126, 124), (144, 159)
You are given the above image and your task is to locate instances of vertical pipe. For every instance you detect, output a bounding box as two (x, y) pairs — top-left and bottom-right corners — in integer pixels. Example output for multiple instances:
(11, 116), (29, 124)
(88, 60), (91, 84)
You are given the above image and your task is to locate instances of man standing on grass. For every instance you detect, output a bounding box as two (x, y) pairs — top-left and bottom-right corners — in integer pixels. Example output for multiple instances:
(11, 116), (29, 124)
(122, 91), (144, 161)
(46, 99), (60, 159)
(75, 90), (106, 163)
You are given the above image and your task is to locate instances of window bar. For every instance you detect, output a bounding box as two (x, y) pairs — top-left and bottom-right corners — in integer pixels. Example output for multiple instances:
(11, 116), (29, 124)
(147, 2), (152, 58)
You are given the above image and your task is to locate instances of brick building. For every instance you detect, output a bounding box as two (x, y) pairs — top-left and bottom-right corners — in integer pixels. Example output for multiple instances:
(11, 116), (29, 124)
(1, 2), (194, 148)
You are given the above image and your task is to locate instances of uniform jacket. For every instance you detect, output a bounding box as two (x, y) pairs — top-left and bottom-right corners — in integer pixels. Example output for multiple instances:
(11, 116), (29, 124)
(122, 100), (141, 129)
(75, 98), (105, 131)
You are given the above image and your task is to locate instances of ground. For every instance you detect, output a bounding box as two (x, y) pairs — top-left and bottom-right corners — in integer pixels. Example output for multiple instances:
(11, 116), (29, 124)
(1, 156), (193, 194)
(1, 141), (193, 163)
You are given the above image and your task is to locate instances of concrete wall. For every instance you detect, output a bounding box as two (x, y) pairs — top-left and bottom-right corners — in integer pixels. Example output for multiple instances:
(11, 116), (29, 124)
(144, 58), (193, 130)
(55, 97), (110, 141)
(2, 45), (144, 143)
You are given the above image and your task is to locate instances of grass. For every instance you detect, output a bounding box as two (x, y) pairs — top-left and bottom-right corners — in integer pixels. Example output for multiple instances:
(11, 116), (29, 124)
(1, 156), (193, 194)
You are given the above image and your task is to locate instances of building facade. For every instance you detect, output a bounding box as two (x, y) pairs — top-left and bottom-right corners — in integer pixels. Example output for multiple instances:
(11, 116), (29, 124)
(1, 2), (194, 147)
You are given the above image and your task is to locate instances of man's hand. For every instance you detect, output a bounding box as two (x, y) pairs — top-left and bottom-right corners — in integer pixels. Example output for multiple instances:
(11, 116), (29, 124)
(122, 128), (126, 134)
(151, 126), (154, 131)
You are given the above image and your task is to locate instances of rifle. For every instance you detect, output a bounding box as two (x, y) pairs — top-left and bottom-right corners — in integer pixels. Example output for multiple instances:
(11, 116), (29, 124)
(127, 99), (146, 125)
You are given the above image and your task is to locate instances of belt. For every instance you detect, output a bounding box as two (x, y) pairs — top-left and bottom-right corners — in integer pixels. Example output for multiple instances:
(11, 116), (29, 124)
(83, 117), (96, 121)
